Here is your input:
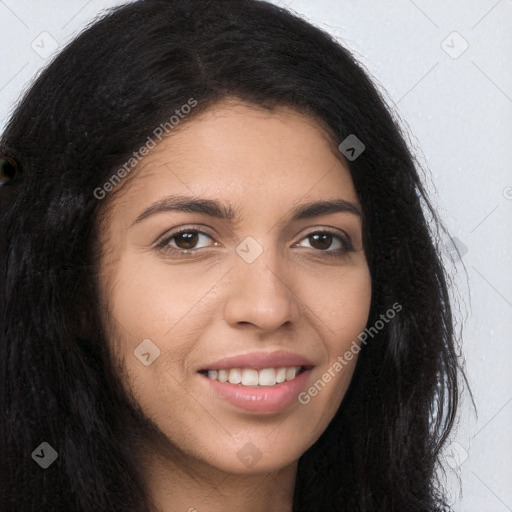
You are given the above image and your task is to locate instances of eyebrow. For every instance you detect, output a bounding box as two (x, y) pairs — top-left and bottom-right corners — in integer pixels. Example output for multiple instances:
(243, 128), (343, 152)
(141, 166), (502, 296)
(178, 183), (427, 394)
(132, 194), (362, 226)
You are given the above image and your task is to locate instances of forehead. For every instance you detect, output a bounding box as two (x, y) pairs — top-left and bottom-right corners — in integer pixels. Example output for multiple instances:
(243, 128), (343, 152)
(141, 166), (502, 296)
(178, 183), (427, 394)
(156, 99), (344, 169)
(103, 99), (358, 223)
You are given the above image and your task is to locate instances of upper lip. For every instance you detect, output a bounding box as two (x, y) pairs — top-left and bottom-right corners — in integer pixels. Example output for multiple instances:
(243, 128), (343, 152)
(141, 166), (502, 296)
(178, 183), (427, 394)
(199, 350), (315, 371)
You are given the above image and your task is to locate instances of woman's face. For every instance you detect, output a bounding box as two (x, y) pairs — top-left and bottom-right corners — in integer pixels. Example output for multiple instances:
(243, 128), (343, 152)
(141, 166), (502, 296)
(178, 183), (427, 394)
(97, 99), (371, 476)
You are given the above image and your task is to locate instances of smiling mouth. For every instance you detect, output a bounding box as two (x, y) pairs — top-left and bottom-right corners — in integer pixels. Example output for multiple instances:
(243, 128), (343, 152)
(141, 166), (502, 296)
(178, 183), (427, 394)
(198, 366), (309, 387)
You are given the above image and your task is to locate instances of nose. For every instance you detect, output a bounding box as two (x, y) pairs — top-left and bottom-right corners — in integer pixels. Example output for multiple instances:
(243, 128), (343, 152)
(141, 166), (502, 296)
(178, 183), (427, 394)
(223, 246), (302, 332)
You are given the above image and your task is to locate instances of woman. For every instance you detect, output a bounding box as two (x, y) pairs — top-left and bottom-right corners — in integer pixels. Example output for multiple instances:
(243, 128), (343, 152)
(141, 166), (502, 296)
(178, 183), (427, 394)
(0, 0), (462, 510)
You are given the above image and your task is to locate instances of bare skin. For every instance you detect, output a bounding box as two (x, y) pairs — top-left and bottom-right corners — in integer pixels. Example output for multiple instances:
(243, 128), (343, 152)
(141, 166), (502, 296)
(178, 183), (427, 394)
(97, 98), (372, 512)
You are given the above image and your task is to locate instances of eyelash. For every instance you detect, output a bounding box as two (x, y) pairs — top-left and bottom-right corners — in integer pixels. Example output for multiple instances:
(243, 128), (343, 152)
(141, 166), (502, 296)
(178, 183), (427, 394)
(155, 225), (355, 259)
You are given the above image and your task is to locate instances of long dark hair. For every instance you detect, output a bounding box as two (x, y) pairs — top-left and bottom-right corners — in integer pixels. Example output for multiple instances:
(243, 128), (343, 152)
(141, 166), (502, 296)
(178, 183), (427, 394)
(1, 1), (462, 510)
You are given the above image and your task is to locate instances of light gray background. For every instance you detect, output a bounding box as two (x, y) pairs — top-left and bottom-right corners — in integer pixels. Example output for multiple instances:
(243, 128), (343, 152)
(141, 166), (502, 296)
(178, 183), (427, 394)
(1, 1), (511, 510)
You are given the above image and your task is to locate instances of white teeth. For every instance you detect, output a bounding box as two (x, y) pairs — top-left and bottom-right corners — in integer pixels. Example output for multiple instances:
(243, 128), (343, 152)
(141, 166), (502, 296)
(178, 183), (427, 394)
(276, 367), (286, 384)
(205, 366), (303, 386)
(241, 369), (259, 386)
(285, 367), (297, 381)
(228, 368), (242, 384)
(258, 368), (276, 386)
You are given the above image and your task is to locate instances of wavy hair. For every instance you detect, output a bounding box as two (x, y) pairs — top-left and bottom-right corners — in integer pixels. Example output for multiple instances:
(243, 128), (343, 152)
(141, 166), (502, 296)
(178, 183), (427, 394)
(1, 0), (463, 510)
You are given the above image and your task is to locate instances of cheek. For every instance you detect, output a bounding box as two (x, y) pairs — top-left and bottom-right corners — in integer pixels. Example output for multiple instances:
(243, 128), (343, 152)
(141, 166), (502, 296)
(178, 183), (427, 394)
(104, 253), (215, 343)
(314, 264), (372, 345)
(307, 265), (371, 406)
(100, 253), (225, 399)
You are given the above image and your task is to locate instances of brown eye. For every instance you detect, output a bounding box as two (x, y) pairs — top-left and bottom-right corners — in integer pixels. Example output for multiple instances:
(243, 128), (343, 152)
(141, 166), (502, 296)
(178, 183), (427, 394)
(294, 229), (354, 258)
(173, 231), (200, 250)
(156, 227), (216, 255)
(308, 233), (333, 251)
(0, 156), (19, 186)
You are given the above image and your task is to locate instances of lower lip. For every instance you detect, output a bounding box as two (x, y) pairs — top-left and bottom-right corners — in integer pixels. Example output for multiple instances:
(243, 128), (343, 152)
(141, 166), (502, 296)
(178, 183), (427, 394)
(200, 369), (312, 413)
